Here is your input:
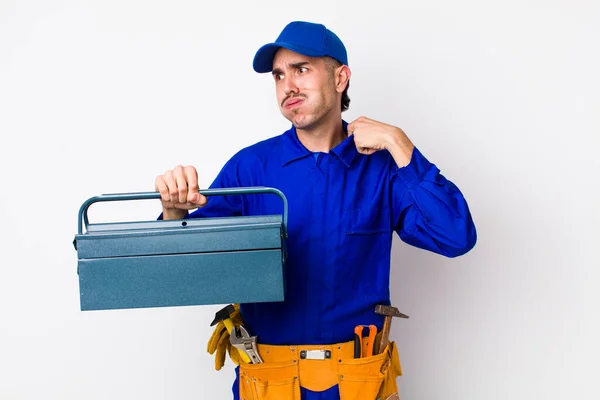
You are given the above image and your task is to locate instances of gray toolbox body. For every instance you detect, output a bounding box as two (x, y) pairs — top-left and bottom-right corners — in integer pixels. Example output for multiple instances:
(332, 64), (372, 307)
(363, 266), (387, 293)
(73, 187), (288, 311)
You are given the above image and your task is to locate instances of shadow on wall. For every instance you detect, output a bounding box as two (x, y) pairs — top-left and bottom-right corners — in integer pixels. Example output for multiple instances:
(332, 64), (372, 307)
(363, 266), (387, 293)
(389, 235), (480, 342)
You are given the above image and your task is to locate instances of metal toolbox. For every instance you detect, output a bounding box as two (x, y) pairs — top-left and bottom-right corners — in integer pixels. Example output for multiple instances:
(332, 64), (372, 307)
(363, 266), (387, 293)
(73, 187), (288, 311)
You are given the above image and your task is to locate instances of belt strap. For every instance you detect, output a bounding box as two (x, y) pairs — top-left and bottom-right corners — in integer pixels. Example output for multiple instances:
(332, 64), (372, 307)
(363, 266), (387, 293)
(239, 340), (401, 398)
(255, 340), (355, 392)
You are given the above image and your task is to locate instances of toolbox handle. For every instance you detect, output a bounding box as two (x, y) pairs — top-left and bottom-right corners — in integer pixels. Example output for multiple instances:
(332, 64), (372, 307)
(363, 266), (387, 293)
(77, 187), (289, 238)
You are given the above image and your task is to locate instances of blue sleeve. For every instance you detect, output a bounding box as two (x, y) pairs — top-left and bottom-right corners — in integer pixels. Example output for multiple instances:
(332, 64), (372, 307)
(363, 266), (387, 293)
(391, 147), (477, 257)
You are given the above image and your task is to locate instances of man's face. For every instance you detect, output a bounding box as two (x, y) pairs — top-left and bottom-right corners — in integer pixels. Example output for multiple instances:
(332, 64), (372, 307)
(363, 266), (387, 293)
(271, 48), (338, 129)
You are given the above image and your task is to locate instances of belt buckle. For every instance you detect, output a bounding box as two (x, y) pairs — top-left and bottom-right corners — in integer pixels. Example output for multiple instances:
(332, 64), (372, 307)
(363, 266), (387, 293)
(299, 350), (331, 360)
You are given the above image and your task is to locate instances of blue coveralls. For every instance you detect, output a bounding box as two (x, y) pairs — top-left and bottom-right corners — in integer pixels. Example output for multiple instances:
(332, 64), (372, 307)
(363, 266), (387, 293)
(186, 122), (477, 399)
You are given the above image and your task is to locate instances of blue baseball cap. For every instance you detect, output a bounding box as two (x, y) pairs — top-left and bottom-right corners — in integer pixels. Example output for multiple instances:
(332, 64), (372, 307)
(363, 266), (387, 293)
(253, 21), (348, 73)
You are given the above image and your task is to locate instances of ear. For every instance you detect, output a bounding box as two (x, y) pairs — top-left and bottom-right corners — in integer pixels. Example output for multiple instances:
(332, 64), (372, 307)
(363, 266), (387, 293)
(335, 65), (351, 93)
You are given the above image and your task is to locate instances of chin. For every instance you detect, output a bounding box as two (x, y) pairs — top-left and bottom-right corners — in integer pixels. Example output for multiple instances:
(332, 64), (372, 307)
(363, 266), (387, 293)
(281, 110), (311, 128)
(292, 117), (316, 130)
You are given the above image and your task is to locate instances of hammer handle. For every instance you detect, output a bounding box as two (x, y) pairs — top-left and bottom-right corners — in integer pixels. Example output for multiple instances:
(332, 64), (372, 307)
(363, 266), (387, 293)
(378, 316), (391, 354)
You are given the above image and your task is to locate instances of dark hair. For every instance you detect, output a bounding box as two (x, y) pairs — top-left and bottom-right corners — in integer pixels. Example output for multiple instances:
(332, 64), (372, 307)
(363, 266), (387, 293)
(341, 82), (350, 112)
(326, 57), (351, 112)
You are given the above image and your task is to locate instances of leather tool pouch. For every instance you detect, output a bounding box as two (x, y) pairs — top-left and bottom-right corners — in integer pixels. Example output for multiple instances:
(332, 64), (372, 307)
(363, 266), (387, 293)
(239, 360), (301, 400)
(338, 341), (402, 400)
(238, 341), (401, 400)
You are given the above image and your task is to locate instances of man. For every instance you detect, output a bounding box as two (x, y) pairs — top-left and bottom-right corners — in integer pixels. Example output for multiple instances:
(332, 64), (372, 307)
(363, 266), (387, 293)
(155, 21), (476, 400)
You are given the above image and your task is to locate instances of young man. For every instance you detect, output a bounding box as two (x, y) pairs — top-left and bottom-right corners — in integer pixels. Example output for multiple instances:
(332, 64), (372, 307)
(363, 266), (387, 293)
(155, 21), (476, 400)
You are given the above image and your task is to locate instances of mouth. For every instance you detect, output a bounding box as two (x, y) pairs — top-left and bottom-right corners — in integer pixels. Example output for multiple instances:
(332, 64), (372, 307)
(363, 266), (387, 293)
(283, 97), (305, 109)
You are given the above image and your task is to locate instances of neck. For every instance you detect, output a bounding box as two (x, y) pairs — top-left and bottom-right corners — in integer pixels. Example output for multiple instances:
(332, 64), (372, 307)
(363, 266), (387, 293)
(295, 113), (346, 152)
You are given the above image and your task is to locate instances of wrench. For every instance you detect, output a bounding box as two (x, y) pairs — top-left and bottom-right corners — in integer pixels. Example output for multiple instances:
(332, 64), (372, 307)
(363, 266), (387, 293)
(229, 325), (263, 364)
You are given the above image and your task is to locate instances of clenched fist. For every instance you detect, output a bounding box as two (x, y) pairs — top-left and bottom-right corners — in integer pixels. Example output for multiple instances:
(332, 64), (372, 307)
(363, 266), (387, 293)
(155, 165), (208, 220)
(347, 116), (414, 168)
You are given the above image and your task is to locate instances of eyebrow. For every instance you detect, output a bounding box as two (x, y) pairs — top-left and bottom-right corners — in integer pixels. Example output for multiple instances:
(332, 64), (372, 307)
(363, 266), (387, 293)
(272, 61), (310, 76)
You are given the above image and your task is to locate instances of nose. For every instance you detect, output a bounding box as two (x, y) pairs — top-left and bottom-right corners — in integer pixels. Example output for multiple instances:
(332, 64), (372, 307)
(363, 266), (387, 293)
(283, 75), (299, 96)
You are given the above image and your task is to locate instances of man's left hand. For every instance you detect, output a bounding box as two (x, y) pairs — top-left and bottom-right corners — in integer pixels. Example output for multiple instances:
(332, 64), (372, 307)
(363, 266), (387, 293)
(348, 116), (415, 168)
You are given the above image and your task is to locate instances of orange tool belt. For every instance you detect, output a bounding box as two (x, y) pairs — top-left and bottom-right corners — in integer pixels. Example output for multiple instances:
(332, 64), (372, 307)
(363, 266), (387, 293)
(238, 339), (402, 400)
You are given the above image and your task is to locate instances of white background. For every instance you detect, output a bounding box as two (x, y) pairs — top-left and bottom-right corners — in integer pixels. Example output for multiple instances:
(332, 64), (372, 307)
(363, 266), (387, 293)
(1, 1), (598, 399)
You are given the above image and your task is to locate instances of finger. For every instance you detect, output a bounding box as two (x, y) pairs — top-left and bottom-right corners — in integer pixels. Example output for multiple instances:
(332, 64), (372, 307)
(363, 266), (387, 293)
(215, 347), (226, 371)
(172, 201), (200, 210)
(228, 344), (240, 365)
(207, 327), (221, 353)
(184, 166), (206, 205)
(170, 165), (187, 204)
(347, 121), (355, 134)
(207, 325), (226, 353)
(163, 170), (178, 204)
(358, 147), (377, 155)
(209, 329), (226, 355)
(155, 176), (171, 204)
(216, 333), (229, 368)
(349, 118), (365, 134)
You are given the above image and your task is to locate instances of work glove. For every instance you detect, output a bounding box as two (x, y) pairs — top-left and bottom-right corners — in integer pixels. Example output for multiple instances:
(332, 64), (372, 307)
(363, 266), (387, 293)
(207, 303), (243, 370)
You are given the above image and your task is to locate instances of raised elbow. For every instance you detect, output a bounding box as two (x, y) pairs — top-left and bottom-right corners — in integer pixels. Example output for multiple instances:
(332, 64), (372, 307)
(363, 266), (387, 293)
(443, 219), (477, 258)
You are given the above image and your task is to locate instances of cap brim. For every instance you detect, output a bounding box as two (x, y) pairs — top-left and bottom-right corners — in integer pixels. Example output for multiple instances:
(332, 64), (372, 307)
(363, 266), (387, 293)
(253, 41), (327, 73)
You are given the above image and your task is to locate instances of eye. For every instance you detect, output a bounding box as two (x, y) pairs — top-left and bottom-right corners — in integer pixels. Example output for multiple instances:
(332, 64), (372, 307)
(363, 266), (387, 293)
(298, 67), (308, 74)
(274, 73), (284, 81)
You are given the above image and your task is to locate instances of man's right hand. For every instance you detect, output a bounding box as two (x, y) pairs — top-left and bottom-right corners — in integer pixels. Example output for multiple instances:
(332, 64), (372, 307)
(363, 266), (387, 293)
(155, 165), (208, 220)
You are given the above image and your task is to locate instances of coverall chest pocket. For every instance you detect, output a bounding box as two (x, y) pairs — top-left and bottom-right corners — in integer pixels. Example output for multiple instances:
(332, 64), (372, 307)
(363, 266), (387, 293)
(340, 208), (392, 295)
(239, 361), (300, 400)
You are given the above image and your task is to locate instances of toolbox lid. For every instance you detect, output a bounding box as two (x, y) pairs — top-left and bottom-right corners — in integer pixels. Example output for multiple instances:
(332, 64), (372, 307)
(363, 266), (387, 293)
(75, 215), (284, 259)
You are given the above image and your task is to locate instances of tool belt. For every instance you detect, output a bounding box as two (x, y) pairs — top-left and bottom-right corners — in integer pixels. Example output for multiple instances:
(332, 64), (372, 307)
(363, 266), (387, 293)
(238, 339), (402, 400)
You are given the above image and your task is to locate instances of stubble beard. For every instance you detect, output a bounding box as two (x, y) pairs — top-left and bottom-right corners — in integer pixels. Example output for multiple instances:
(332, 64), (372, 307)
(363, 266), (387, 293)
(288, 95), (334, 131)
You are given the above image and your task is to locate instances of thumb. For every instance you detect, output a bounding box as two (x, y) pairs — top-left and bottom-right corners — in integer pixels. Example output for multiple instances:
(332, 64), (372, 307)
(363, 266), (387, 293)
(188, 192), (207, 205)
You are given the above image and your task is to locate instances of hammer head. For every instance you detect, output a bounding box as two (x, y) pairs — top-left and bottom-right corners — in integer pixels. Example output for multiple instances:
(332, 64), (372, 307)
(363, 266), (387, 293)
(375, 305), (409, 319)
(210, 304), (236, 326)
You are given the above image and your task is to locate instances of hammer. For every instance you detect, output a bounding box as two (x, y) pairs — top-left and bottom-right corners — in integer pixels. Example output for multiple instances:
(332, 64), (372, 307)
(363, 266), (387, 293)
(210, 304), (237, 330)
(375, 305), (409, 354)
(211, 304), (252, 364)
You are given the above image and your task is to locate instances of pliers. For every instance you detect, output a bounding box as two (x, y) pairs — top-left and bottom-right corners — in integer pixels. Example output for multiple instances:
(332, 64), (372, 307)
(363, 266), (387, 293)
(354, 324), (377, 358)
